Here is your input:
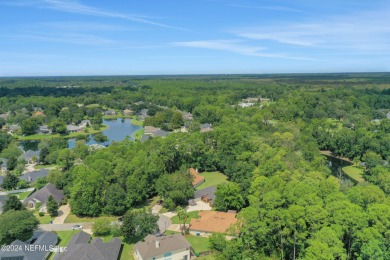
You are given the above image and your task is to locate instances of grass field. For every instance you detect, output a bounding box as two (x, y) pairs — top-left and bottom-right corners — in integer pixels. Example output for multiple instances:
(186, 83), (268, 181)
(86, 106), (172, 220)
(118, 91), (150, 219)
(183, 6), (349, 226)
(34, 212), (54, 224)
(15, 125), (108, 141)
(16, 190), (33, 200)
(342, 166), (365, 183)
(196, 171), (228, 190)
(131, 118), (143, 126)
(132, 128), (144, 140)
(197, 254), (216, 259)
(64, 214), (118, 223)
(185, 235), (211, 253)
(171, 211), (199, 224)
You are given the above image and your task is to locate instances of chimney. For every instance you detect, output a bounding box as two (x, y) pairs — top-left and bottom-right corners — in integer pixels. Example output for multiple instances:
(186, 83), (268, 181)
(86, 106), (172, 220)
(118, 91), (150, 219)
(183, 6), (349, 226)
(155, 240), (160, 248)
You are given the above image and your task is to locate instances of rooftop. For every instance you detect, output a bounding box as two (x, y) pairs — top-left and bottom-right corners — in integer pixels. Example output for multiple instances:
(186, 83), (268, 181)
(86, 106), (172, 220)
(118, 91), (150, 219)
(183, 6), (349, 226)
(20, 168), (50, 182)
(190, 168), (205, 187)
(194, 185), (217, 200)
(135, 234), (191, 259)
(23, 183), (64, 205)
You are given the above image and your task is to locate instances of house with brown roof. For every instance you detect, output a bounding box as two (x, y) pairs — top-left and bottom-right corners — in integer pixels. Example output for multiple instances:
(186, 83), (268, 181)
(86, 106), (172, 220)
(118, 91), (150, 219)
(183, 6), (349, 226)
(189, 211), (238, 237)
(144, 126), (160, 135)
(190, 168), (205, 188)
(134, 234), (191, 260)
(123, 109), (134, 116)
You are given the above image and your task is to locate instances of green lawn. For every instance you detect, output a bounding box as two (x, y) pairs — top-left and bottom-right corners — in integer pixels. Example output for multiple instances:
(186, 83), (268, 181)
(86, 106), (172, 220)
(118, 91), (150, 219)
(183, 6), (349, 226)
(34, 164), (58, 170)
(34, 213), (54, 224)
(196, 171), (228, 190)
(131, 118), (143, 126)
(64, 214), (118, 223)
(197, 255), (216, 260)
(16, 190), (33, 200)
(92, 234), (134, 260)
(171, 211), (199, 224)
(185, 235), (211, 254)
(85, 103), (100, 108)
(132, 128), (144, 140)
(48, 230), (81, 260)
(342, 166), (365, 183)
(15, 125), (108, 141)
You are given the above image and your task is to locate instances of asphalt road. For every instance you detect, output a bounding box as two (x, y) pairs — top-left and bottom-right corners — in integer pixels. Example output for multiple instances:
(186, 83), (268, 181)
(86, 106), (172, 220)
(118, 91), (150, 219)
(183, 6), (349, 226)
(38, 223), (92, 232)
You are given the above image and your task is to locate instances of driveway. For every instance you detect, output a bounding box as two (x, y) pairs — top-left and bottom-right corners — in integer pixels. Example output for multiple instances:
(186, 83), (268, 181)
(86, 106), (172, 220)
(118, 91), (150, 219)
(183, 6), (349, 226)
(187, 201), (212, 212)
(158, 215), (171, 233)
(53, 204), (71, 224)
(38, 223), (92, 232)
(151, 204), (162, 214)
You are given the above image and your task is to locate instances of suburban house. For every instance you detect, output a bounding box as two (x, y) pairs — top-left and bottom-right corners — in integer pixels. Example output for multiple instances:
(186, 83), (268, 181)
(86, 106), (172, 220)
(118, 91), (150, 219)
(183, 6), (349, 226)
(194, 185), (216, 204)
(134, 234), (191, 260)
(23, 183), (64, 212)
(20, 169), (50, 183)
(0, 195), (8, 214)
(189, 211), (238, 237)
(0, 112), (10, 121)
(0, 231), (58, 260)
(38, 125), (51, 134)
(123, 109), (134, 116)
(33, 111), (45, 117)
(66, 124), (82, 133)
(200, 123), (213, 133)
(22, 150), (41, 164)
(141, 135), (151, 143)
(182, 112), (193, 121)
(144, 126), (160, 135)
(104, 110), (117, 116)
(0, 158), (7, 173)
(238, 102), (255, 108)
(0, 176), (3, 187)
(7, 124), (21, 134)
(138, 109), (149, 120)
(153, 129), (169, 137)
(54, 231), (122, 260)
(387, 111), (390, 119)
(190, 168), (205, 188)
(79, 119), (91, 128)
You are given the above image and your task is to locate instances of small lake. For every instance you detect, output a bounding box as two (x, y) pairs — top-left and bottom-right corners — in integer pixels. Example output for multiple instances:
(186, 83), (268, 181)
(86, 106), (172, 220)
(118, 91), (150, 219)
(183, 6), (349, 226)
(19, 118), (142, 151)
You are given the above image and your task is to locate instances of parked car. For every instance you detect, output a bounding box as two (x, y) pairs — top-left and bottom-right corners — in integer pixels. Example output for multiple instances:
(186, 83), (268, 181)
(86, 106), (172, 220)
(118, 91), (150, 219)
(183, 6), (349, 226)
(72, 225), (83, 230)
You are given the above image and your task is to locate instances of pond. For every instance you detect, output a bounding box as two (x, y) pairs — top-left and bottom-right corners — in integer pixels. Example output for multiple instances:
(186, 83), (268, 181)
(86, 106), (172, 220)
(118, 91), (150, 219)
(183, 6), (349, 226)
(19, 118), (142, 151)
(323, 154), (357, 183)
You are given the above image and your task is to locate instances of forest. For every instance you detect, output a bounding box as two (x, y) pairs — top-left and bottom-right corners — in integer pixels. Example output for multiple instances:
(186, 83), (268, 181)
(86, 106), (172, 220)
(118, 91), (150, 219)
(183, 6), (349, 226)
(0, 73), (389, 259)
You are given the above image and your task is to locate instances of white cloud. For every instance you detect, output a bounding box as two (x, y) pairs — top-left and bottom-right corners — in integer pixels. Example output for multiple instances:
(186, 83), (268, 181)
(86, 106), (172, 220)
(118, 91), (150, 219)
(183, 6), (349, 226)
(173, 40), (311, 60)
(233, 9), (390, 52)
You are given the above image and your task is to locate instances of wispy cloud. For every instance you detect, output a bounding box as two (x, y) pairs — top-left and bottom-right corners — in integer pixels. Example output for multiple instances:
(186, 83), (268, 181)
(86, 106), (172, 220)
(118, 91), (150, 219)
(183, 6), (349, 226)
(172, 40), (311, 60)
(229, 4), (305, 13)
(0, 32), (117, 45)
(232, 9), (390, 52)
(5, 0), (187, 31)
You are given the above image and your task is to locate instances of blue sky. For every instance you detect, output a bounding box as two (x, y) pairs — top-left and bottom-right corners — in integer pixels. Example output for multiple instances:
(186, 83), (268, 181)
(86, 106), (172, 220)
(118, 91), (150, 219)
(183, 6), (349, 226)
(1, 0), (390, 76)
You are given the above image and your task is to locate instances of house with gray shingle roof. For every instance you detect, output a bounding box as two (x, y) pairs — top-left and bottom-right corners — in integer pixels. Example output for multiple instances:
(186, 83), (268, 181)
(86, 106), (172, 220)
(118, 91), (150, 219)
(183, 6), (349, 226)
(134, 234), (191, 260)
(200, 123), (213, 133)
(22, 149), (41, 164)
(387, 111), (390, 119)
(20, 169), (50, 183)
(23, 183), (64, 212)
(0, 231), (58, 260)
(0, 175), (3, 187)
(153, 129), (169, 137)
(194, 185), (217, 205)
(54, 231), (122, 260)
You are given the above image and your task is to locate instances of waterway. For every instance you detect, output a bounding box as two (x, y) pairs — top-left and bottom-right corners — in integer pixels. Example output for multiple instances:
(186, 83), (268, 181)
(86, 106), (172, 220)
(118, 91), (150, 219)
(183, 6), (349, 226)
(19, 118), (142, 151)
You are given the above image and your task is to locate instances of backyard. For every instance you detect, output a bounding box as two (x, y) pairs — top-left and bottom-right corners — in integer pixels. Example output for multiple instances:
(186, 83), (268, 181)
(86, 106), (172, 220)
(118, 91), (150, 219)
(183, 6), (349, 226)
(342, 165), (365, 183)
(196, 171), (228, 190)
(171, 211), (199, 224)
